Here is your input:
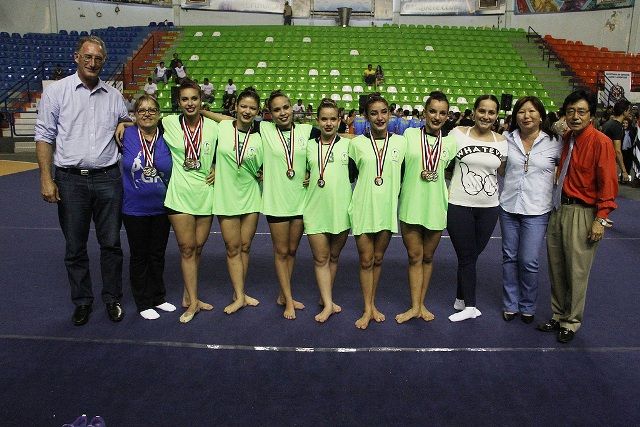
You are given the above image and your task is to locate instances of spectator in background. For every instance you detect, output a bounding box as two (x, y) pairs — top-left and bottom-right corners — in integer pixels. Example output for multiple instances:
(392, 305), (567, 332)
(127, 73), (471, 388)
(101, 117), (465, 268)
(53, 65), (64, 80)
(173, 61), (187, 85)
(168, 53), (180, 80)
(283, 1), (293, 25)
(223, 78), (237, 106)
(346, 109), (356, 134)
(552, 108), (569, 136)
(622, 117), (636, 178)
(363, 64), (376, 86)
(601, 98), (632, 183)
(292, 99), (305, 122)
(306, 104), (314, 121)
(200, 77), (215, 104)
(459, 108), (474, 126)
(143, 77), (157, 98)
(375, 65), (385, 86)
(124, 93), (136, 112)
(154, 61), (168, 83)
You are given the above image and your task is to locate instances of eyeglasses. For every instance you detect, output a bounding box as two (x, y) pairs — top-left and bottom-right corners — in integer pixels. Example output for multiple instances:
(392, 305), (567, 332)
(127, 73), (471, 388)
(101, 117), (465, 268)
(78, 54), (105, 64)
(136, 108), (158, 116)
(565, 108), (590, 117)
(524, 153), (530, 173)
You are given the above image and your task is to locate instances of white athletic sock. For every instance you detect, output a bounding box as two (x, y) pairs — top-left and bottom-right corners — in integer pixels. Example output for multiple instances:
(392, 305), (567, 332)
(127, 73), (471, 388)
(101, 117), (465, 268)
(448, 307), (481, 322)
(155, 302), (177, 312)
(140, 308), (160, 320)
(453, 298), (466, 311)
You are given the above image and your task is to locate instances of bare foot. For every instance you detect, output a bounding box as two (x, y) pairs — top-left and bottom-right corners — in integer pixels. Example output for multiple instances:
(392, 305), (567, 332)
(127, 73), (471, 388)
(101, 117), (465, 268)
(355, 311), (373, 329)
(224, 295), (246, 314)
(244, 294), (260, 306)
(315, 303), (341, 323)
(179, 303), (200, 324)
(395, 307), (420, 324)
(372, 306), (385, 322)
(197, 300), (213, 311)
(420, 305), (435, 321)
(277, 295), (305, 310)
(283, 301), (296, 320)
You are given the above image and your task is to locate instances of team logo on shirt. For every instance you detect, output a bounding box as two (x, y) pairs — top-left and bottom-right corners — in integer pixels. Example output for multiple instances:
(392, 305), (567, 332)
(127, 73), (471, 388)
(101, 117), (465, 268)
(247, 147), (257, 158)
(341, 152), (349, 165)
(391, 148), (400, 162)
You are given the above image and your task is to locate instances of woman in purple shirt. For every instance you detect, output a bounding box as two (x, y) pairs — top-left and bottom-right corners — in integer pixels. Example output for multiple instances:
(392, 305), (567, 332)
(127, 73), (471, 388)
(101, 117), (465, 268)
(121, 95), (176, 320)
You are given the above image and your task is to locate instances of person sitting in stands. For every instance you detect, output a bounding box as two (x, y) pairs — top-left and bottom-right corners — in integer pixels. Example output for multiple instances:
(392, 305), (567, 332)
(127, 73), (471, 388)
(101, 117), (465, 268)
(154, 61), (168, 83)
(144, 77), (157, 98)
(292, 99), (305, 122)
(173, 61), (187, 85)
(375, 65), (385, 86)
(363, 64), (376, 86)
(200, 78), (215, 104)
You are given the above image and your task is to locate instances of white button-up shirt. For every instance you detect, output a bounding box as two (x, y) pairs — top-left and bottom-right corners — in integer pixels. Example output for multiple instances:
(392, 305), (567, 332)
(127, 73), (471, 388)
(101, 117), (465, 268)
(500, 129), (562, 215)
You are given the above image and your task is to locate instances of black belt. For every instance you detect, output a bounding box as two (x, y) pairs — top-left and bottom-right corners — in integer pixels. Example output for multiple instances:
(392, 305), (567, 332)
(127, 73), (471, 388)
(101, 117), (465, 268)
(561, 194), (593, 207)
(57, 163), (118, 176)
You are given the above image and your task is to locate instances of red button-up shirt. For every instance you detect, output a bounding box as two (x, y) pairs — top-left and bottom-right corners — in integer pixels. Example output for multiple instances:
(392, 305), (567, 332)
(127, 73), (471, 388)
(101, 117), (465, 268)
(560, 124), (618, 218)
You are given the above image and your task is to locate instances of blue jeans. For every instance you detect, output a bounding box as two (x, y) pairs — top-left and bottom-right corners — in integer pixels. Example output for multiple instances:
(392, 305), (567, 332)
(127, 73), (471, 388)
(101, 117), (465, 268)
(499, 207), (550, 315)
(55, 166), (123, 306)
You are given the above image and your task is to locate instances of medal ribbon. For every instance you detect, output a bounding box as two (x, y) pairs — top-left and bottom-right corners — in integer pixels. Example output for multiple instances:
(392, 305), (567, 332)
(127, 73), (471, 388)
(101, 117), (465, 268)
(369, 132), (390, 179)
(138, 127), (159, 168)
(317, 135), (338, 182)
(421, 128), (443, 172)
(276, 125), (295, 172)
(235, 122), (253, 168)
(181, 115), (203, 161)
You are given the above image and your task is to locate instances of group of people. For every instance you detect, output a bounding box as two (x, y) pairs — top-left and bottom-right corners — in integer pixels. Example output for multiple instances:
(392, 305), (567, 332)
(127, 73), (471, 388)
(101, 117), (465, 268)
(36, 36), (619, 344)
(363, 64), (384, 87)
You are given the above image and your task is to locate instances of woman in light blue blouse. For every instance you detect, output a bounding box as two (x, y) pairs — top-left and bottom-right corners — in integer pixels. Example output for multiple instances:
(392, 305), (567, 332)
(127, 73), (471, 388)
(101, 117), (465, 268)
(499, 96), (561, 323)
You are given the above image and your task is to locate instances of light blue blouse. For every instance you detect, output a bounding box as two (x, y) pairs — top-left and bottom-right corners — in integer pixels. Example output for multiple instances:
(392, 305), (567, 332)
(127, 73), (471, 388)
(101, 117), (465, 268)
(499, 129), (563, 215)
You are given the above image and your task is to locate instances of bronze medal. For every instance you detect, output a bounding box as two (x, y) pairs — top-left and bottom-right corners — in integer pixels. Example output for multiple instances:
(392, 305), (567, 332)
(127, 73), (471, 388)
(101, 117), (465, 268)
(317, 178), (325, 188)
(421, 170), (429, 180)
(286, 168), (295, 179)
(374, 176), (383, 186)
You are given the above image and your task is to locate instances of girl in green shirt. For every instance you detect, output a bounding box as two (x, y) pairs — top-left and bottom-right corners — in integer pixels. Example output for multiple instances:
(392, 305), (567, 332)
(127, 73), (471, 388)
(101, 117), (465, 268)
(163, 80), (218, 323)
(349, 94), (406, 330)
(208, 88), (263, 315)
(396, 91), (457, 324)
(303, 99), (354, 322)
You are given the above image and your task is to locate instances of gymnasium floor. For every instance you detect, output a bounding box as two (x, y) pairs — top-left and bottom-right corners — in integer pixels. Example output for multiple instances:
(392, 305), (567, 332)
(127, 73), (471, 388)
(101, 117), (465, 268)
(1, 161), (639, 426)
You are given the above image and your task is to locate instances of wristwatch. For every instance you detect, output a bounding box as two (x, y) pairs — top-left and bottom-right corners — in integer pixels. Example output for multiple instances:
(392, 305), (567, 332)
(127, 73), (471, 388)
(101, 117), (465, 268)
(595, 217), (608, 227)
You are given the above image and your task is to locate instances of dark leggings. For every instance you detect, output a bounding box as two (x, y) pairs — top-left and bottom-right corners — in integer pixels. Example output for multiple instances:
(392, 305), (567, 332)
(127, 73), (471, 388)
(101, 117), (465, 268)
(446, 204), (499, 307)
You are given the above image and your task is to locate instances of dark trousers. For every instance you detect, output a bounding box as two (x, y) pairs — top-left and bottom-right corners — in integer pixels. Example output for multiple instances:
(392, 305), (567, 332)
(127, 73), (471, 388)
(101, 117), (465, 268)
(122, 214), (171, 312)
(447, 204), (499, 306)
(55, 166), (123, 306)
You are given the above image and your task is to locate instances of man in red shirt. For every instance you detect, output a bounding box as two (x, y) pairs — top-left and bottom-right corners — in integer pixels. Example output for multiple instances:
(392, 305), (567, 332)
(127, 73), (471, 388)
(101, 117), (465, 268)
(538, 90), (618, 343)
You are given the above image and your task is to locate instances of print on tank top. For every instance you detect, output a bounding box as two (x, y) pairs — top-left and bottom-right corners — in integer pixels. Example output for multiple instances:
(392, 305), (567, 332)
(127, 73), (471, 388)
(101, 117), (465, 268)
(455, 145), (503, 197)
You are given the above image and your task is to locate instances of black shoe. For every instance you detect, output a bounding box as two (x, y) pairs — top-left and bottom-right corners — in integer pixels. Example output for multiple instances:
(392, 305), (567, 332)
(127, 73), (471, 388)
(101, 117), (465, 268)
(72, 305), (92, 326)
(537, 319), (560, 332)
(521, 314), (535, 324)
(502, 312), (517, 321)
(106, 302), (124, 322)
(557, 327), (575, 343)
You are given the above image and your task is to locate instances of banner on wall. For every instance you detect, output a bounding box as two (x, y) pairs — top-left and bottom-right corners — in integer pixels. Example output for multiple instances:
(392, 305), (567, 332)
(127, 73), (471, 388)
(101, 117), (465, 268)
(600, 71), (632, 106)
(313, 0), (372, 12)
(515, 0), (634, 14)
(181, 0), (286, 13)
(400, 0), (506, 15)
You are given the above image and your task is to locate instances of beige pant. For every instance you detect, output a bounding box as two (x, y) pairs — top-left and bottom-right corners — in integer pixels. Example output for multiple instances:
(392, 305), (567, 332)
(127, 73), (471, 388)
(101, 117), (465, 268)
(546, 204), (600, 332)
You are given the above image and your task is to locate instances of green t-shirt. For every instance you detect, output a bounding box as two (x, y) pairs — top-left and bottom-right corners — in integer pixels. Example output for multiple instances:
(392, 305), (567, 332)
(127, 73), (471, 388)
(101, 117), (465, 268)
(398, 127), (457, 230)
(303, 136), (352, 235)
(260, 121), (312, 216)
(162, 114), (218, 215)
(348, 133), (406, 235)
(212, 120), (263, 216)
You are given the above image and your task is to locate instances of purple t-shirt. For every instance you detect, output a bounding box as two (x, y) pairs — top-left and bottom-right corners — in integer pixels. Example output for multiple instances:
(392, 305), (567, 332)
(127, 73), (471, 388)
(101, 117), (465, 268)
(121, 126), (172, 216)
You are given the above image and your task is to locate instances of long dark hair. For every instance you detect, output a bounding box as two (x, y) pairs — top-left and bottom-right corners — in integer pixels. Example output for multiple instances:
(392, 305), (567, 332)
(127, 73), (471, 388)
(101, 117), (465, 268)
(473, 94), (500, 111)
(364, 93), (389, 115)
(267, 89), (290, 111)
(237, 86), (260, 107)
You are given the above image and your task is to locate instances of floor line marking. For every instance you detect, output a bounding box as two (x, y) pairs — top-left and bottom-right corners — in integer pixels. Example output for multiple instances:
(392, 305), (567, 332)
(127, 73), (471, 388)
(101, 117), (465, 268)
(2, 334), (639, 353)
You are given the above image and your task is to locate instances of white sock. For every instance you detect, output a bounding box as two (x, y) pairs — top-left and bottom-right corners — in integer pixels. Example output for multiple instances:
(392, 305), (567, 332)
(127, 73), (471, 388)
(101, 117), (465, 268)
(140, 308), (160, 320)
(448, 307), (482, 322)
(453, 298), (466, 311)
(155, 302), (177, 312)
